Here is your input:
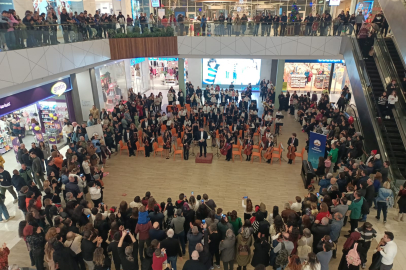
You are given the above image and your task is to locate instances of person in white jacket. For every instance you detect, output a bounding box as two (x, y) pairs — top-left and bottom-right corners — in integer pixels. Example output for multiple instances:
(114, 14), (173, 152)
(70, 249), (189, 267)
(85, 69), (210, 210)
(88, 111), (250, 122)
(88, 181), (102, 206)
(62, 122), (74, 144)
(387, 91), (398, 119)
(82, 156), (91, 181)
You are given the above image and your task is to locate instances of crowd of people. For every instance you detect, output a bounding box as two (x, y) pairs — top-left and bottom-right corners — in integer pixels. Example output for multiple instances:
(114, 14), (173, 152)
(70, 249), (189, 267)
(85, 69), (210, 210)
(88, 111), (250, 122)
(1, 7), (391, 50)
(0, 180), (401, 270)
(0, 73), (402, 270)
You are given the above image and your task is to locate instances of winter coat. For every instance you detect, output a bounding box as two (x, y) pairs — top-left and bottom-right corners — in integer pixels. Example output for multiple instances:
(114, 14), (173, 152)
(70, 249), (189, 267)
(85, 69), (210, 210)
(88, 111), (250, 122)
(251, 238), (270, 267)
(219, 234), (236, 262)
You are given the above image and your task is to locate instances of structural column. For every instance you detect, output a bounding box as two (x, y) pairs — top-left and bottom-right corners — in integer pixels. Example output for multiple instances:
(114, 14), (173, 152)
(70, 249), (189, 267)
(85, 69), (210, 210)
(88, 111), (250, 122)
(178, 58), (186, 96)
(274, 59), (285, 110)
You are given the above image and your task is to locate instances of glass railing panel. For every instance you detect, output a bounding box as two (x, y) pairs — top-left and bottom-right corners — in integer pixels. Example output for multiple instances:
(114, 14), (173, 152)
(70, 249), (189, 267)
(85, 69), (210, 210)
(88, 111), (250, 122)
(1, 21), (356, 52)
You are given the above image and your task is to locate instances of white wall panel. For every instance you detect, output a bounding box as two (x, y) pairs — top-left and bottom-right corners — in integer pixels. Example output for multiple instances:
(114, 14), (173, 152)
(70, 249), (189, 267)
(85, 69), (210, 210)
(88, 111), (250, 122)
(76, 71), (94, 121)
(187, 58), (202, 86)
(0, 39), (110, 90)
(178, 36), (343, 58)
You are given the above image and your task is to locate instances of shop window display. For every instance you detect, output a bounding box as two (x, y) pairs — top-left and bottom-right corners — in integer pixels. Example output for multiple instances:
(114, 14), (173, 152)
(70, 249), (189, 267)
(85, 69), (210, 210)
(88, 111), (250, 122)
(32, 0), (84, 16)
(97, 61), (127, 110)
(149, 57), (180, 87)
(283, 62), (332, 93)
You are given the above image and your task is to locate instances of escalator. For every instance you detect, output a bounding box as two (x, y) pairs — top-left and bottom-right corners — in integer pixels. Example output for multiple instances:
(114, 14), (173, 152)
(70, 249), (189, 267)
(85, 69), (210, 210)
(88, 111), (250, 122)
(384, 38), (405, 82)
(359, 39), (406, 179)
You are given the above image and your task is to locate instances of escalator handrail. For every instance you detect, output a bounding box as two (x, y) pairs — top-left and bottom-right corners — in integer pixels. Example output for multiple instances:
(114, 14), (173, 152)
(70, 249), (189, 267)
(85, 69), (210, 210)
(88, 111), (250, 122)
(349, 36), (403, 182)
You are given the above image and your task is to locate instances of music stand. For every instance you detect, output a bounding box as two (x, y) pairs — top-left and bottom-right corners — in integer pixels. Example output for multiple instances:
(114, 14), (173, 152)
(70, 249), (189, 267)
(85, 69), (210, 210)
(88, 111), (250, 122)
(280, 143), (288, 162)
(190, 140), (196, 157)
(214, 140), (221, 158)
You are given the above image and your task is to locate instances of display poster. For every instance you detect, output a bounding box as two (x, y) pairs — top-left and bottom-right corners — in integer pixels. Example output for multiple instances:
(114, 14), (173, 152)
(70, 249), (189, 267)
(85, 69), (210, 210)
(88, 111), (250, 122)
(86, 124), (104, 140)
(11, 136), (20, 163)
(202, 58), (261, 85)
(356, 1), (374, 20)
(308, 132), (327, 169)
(151, 0), (160, 8)
(158, 9), (165, 19)
(54, 121), (63, 133)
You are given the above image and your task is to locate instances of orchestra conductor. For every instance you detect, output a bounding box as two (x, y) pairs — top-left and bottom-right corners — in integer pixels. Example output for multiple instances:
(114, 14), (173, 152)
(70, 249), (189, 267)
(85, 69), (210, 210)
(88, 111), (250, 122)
(195, 126), (208, 157)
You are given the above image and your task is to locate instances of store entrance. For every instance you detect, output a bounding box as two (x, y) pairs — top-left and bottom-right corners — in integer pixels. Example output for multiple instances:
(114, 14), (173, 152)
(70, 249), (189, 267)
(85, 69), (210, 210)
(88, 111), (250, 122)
(0, 93), (71, 167)
(148, 58), (183, 91)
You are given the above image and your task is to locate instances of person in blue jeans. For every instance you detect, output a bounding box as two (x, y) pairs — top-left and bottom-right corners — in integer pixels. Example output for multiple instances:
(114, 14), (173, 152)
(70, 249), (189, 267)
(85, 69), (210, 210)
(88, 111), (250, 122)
(0, 195), (14, 222)
(375, 181), (393, 223)
(160, 229), (183, 270)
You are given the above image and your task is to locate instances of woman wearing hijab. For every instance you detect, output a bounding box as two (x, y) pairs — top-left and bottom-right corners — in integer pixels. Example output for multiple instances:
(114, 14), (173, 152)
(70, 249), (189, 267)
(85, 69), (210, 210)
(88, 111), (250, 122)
(338, 232), (366, 270)
(235, 227), (253, 270)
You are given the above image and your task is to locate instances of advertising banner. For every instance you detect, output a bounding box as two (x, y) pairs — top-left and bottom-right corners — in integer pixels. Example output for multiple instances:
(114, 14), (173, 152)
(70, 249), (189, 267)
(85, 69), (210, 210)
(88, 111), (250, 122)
(308, 132), (327, 168)
(202, 58), (261, 85)
(11, 136), (20, 163)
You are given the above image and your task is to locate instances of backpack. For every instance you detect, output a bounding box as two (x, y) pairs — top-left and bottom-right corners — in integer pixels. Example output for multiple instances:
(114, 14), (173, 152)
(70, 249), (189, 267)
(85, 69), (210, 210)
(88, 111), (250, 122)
(275, 242), (289, 266)
(238, 240), (249, 256)
(361, 197), (370, 216)
(346, 243), (361, 266)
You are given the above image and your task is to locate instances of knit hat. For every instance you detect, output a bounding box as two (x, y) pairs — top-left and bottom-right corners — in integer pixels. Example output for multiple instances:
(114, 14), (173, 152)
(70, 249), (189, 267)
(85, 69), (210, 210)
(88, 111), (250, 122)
(371, 150), (377, 155)
(375, 154), (380, 159)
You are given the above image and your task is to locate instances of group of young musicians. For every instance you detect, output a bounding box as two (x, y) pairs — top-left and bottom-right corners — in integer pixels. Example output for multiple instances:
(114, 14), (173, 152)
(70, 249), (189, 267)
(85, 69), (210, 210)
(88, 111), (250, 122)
(121, 80), (303, 164)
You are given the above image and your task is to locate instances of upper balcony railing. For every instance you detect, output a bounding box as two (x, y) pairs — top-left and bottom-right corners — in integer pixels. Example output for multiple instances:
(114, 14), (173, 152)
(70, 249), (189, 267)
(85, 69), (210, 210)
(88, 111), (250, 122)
(1, 20), (356, 52)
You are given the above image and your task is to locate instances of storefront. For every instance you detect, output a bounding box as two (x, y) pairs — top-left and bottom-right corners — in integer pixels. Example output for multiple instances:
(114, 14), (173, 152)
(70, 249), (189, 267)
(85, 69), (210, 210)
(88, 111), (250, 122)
(0, 78), (74, 158)
(95, 61), (128, 111)
(283, 59), (351, 95)
(148, 57), (181, 87)
(32, 0), (84, 16)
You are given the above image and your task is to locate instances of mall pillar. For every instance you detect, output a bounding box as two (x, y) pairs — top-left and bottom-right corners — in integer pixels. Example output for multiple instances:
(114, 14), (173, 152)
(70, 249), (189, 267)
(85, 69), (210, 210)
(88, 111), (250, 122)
(274, 59), (285, 110)
(89, 68), (101, 109)
(70, 74), (84, 124)
(178, 58), (186, 96)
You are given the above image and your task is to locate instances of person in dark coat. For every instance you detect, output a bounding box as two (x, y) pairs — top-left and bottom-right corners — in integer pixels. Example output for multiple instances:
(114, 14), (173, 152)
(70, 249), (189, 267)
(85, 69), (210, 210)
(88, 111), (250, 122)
(11, 169), (26, 192)
(182, 251), (206, 270)
(107, 232), (128, 270)
(196, 229), (211, 270)
(365, 179), (376, 209)
(187, 226), (203, 259)
(251, 233), (270, 267)
(53, 237), (81, 270)
(141, 240), (158, 270)
(311, 217), (331, 253)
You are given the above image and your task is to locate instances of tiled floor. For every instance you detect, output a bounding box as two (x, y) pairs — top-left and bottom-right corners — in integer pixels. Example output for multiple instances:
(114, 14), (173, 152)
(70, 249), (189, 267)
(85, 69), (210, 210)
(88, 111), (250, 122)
(2, 94), (402, 270)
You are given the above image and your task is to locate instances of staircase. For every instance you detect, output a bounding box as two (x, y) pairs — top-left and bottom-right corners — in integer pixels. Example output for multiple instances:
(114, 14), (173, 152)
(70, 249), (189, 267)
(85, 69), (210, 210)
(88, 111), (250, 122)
(384, 38), (405, 83)
(360, 41), (406, 178)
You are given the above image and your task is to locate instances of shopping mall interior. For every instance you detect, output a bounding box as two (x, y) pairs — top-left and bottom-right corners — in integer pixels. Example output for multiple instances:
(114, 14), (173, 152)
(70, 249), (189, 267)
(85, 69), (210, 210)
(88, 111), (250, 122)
(0, 0), (405, 269)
